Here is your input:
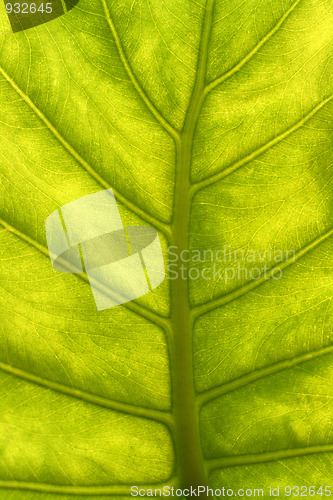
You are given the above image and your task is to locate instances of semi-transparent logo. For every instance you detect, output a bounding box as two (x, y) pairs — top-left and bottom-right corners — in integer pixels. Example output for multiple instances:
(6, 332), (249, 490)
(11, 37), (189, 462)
(45, 189), (165, 311)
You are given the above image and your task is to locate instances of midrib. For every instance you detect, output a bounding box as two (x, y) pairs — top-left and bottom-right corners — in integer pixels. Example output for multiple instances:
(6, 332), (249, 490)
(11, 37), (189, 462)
(170, 0), (215, 490)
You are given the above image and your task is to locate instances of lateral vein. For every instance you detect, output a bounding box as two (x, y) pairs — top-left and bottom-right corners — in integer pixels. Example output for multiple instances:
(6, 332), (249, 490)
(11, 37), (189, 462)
(192, 225), (333, 320)
(100, 0), (180, 143)
(0, 360), (173, 427)
(0, 480), (177, 495)
(204, 0), (303, 95)
(207, 444), (333, 472)
(0, 65), (170, 237)
(198, 344), (333, 407)
(0, 218), (171, 331)
(191, 95), (333, 194)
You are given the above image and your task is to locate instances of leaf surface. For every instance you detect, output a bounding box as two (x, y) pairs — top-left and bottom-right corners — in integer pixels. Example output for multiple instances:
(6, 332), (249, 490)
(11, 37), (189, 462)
(0, 0), (332, 497)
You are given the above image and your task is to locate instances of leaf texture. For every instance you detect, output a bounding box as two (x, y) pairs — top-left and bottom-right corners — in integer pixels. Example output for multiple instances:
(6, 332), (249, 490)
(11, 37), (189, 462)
(0, 0), (332, 497)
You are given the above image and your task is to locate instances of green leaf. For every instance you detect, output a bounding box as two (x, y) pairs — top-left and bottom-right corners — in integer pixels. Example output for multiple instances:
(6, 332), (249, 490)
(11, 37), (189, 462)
(0, 0), (332, 497)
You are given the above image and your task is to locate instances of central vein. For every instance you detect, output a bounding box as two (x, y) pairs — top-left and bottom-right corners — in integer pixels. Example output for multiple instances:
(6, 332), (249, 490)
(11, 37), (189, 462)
(170, 0), (216, 491)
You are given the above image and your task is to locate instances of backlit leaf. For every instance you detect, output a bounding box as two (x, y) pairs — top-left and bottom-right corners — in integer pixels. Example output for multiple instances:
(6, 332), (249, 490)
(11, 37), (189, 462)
(0, 0), (332, 497)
